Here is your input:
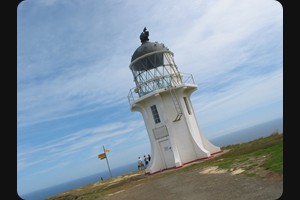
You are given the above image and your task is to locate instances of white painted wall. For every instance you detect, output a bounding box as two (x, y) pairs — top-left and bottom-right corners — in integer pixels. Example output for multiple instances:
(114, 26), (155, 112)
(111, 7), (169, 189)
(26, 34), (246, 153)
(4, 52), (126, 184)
(131, 84), (221, 174)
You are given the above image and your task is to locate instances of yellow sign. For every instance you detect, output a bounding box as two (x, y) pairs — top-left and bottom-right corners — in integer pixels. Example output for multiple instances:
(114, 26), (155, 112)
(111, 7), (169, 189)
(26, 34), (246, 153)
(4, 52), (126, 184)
(98, 153), (106, 159)
(105, 149), (110, 152)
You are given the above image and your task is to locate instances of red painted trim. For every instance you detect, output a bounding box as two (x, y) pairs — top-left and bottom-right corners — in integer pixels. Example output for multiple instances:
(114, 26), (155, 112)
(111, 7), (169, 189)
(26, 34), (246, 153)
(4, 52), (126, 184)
(144, 151), (224, 175)
(145, 165), (180, 175)
(145, 171), (161, 175)
(211, 150), (223, 156)
(145, 169), (166, 175)
(181, 155), (212, 166)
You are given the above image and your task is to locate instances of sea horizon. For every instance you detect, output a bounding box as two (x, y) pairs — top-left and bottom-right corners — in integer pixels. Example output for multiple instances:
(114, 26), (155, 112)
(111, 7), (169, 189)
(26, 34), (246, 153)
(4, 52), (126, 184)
(19, 116), (283, 200)
(210, 117), (283, 147)
(19, 161), (138, 200)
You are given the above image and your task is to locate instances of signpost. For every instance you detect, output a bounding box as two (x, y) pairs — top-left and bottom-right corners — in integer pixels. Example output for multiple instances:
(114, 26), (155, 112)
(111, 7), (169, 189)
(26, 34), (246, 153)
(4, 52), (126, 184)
(98, 145), (112, 178)
(98, 153), (106, 160)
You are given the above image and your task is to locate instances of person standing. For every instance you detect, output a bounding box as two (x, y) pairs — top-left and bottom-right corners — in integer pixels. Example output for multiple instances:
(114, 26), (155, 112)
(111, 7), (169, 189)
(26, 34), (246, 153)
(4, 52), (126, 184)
(147, 154), (151, 162)
(138, 157), (143, 170)
(144, 155), (149, 167)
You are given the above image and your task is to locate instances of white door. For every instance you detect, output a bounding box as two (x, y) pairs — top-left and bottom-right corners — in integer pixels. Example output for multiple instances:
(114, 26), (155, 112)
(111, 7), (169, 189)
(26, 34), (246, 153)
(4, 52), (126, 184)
(159, 139), (175, 168)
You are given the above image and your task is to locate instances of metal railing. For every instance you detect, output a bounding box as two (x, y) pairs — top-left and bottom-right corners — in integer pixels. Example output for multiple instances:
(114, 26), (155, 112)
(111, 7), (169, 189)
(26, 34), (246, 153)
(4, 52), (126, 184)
(128, 72), (195, 104)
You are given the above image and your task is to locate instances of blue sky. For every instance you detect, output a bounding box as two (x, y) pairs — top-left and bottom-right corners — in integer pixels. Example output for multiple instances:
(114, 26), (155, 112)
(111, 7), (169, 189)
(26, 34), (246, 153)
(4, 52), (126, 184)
(17, 0), (283, 195)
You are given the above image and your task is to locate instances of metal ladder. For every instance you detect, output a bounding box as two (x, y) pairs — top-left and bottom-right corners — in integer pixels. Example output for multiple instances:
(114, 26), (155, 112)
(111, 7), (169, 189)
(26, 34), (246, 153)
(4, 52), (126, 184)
(169, 86), (183, 122)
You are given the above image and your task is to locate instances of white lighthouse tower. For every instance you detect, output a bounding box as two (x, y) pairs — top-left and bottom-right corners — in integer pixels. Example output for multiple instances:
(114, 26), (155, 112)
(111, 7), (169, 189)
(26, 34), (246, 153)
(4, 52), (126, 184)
(128, 28), (221, 174)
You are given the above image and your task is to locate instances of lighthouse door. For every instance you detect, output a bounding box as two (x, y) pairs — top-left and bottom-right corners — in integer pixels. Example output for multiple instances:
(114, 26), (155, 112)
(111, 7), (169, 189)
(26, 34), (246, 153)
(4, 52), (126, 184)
(159, 139), (175, 168)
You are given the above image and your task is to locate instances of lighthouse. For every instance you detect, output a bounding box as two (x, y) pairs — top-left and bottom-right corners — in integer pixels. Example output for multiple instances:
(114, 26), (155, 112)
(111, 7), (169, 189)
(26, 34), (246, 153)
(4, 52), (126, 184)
(128, 28), (221, 174)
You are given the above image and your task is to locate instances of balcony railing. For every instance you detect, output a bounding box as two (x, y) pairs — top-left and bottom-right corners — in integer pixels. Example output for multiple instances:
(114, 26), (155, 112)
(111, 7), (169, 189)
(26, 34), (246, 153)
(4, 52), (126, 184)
(128, 72), (195, 104)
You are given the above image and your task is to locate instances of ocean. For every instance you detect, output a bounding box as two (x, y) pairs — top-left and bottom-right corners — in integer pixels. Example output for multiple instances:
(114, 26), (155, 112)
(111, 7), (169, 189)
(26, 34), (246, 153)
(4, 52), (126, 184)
(19, 117), (283, 200)
(210, 117), (283, 147)
(19, 162), (138, 200)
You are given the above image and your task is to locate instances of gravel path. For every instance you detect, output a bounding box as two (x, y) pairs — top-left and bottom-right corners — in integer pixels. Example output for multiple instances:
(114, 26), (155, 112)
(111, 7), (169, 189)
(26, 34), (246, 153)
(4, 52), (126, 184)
(98, 167), (283, 200)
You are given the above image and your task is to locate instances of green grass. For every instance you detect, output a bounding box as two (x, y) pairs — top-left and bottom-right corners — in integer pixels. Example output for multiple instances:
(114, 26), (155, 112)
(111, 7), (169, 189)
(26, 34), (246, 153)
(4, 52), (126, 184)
(262, 142), (283, 174)
(47, 132), (283, 200)
(201, 132), (283, 174)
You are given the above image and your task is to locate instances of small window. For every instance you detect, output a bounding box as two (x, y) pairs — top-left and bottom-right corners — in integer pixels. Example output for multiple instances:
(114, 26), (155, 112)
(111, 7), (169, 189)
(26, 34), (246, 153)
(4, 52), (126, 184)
(183, 97), (192, 115)
(150, 105), (161, 124)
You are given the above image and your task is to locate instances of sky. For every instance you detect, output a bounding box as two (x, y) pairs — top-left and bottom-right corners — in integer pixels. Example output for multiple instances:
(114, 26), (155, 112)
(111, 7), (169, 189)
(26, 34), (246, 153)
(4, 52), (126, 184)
(17, 0), (283, 195)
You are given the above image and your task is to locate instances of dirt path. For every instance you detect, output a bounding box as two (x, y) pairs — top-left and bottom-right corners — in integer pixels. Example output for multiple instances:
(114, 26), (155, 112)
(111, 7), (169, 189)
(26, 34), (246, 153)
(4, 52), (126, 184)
(97, 167), (282, 200)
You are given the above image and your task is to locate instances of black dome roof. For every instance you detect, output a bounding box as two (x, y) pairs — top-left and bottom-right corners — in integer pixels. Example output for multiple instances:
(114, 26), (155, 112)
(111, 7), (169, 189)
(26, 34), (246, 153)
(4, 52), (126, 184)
(131, 41), (169, 63)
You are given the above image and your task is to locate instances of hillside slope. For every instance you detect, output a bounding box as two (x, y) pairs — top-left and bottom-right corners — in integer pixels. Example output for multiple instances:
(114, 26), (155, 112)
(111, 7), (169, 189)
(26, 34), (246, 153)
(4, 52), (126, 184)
(47, 132), (283, 200)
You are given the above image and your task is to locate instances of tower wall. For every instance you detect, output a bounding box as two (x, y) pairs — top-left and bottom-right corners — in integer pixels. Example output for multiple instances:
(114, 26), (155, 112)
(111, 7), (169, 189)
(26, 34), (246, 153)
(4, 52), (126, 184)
(131, 85), (220, 174)
(129, 28), (221, 174)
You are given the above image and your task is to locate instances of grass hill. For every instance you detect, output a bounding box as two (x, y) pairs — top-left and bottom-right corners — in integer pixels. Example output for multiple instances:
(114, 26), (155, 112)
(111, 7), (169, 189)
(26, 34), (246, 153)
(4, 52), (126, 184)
(46, 131), (283, 200)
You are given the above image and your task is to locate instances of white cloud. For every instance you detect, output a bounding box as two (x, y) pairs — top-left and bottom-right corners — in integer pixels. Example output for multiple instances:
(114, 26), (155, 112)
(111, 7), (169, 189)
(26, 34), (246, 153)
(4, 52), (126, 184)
(17, 120), (145, 171)
(17, 0), (282, 195)
(193, 68), (283, 137)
